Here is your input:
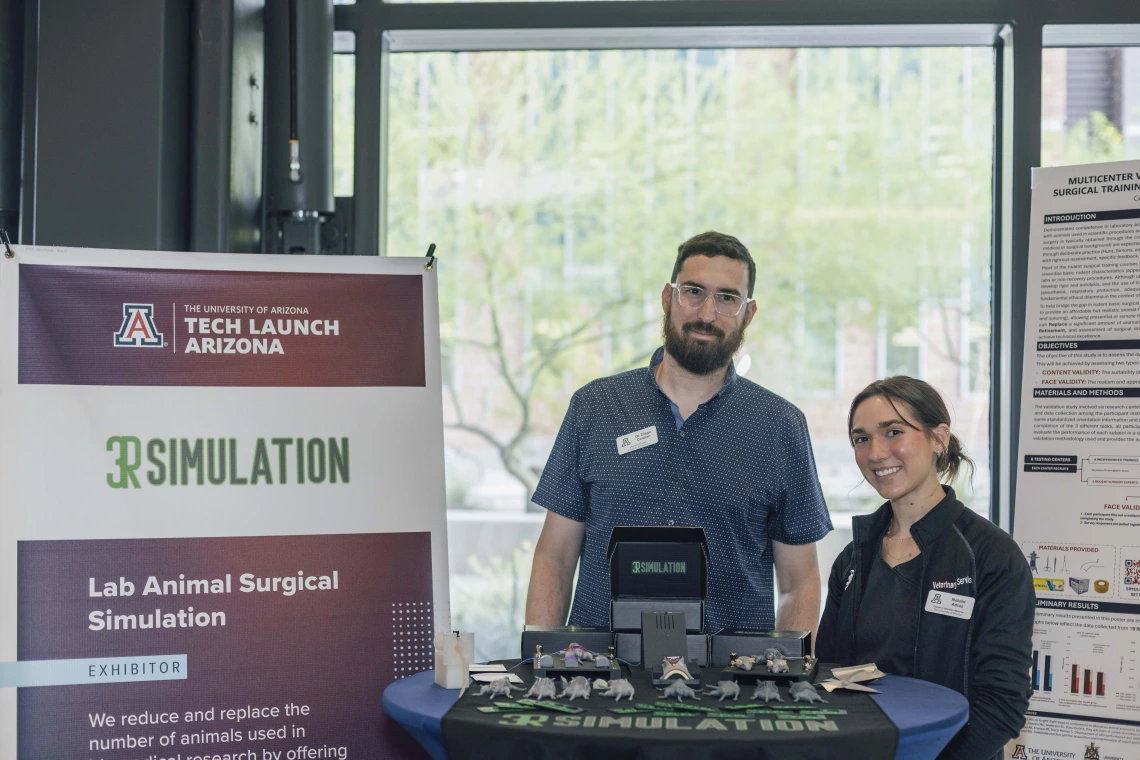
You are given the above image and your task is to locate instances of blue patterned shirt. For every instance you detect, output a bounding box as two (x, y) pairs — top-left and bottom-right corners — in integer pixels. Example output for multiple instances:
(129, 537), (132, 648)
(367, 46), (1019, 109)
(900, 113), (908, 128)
(532, 347), (833, 631)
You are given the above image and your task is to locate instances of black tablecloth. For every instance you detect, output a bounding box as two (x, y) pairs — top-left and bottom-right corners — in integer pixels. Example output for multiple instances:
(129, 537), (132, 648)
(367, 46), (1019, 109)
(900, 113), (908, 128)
(441, 662), (898, 760)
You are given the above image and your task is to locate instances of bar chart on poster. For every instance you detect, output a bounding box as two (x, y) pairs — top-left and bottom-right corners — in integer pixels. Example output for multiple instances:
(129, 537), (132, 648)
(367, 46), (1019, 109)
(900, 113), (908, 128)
(1028, 613), (1140, 717)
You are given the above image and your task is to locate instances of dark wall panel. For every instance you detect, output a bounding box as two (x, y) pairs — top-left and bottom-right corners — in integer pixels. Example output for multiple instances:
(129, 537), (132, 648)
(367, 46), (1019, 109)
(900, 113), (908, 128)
(0, 0), (24, 233)
(24, 0), (190, 250)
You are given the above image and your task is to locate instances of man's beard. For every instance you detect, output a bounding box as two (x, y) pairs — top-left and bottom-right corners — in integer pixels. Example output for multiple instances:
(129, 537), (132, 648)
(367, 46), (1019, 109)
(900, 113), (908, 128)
(662, 304), (747, 376)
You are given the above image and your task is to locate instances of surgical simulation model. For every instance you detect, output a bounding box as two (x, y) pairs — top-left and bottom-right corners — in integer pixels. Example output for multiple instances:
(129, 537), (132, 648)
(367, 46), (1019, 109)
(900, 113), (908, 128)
(704, 681), (741, 702)
(478, 677), (522, 700)
(660, 655), (694, 681)
(659, 680), (702, 701)
(560, 676), (592, 701)
(729, 654), (756, 671)
(526, 677), (558, 701)
(767, 657), (790, 674)
(602, 679), (636, 701)
(563, 643), (596, 662)
(752, 681), (782, 702)
(789, 681), (826, 704)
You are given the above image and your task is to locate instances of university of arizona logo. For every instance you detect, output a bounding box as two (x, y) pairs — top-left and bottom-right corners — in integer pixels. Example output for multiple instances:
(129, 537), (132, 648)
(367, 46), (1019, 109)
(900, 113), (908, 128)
(113, 304), (164, 347)
(1011, 746), (1027, 760)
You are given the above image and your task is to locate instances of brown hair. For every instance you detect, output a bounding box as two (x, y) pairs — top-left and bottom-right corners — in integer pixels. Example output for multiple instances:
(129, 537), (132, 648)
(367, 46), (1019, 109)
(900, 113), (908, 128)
(671, 231), (756, 298)
(848, 376), (975, 485)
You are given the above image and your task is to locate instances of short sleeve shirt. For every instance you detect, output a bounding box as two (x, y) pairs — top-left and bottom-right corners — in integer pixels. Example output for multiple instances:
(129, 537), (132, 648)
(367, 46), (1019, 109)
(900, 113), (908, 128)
(531, 347), (833, 631)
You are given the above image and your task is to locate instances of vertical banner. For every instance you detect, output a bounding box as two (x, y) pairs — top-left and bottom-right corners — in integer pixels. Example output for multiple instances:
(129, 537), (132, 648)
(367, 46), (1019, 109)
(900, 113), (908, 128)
(0, 248), (449, 759)
(1011, 160), (1140, 759)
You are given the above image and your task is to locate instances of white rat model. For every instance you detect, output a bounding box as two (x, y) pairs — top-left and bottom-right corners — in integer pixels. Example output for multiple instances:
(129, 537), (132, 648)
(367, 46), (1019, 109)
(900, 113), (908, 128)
(767, 657), (790, 674)
(478, 677), (522, 700)
(658, 680), (701, 702)
(704, 681), (741, 702)
(602, 679), (636, 701)
(526, 677), (558, 701)
(560, 676), (592, 701)
(789, 681), (827, 704)
(752, 681), (782, 702)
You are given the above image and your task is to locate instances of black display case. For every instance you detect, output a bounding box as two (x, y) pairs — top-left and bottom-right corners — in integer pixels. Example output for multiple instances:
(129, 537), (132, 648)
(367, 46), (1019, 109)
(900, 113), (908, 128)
(607, 526), (709, 633)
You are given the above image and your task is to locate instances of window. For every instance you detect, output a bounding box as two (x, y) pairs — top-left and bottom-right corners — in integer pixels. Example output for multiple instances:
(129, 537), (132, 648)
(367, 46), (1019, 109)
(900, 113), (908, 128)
(333, 37), (356, 197)
(385, 44), (994, 658)
(1042, 47), (1140, 167)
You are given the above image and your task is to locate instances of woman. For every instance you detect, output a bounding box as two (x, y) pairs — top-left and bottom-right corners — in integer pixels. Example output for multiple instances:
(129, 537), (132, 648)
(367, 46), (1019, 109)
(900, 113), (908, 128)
(816, 377), (1034, 760)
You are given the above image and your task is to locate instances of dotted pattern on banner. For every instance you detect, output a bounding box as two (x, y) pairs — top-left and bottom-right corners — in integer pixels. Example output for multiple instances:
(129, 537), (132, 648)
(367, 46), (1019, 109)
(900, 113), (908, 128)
(392, 601), (433, 680)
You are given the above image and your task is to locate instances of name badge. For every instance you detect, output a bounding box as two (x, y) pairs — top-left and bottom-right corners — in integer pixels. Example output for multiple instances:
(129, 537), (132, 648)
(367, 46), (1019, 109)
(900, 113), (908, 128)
(616, 426), (658, 455)
(924, 589), (975, 620)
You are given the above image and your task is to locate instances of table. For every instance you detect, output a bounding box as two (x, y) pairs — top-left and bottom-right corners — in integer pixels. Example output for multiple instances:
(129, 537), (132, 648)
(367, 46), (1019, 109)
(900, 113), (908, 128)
(383, 669), (968, 760)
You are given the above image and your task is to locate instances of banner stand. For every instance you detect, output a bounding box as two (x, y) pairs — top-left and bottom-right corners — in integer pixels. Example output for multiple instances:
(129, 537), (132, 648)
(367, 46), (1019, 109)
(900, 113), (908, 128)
(0, 245), (449, 759)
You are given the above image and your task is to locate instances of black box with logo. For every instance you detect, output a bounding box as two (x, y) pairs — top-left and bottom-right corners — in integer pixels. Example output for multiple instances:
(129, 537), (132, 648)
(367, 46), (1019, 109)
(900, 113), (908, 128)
(608, 526), (708, 633)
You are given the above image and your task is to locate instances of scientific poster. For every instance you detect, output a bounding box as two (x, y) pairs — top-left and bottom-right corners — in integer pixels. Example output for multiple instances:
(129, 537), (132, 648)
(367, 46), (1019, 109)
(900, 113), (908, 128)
(1010, 160), (1140, 760)
(0, 247), (448, 759)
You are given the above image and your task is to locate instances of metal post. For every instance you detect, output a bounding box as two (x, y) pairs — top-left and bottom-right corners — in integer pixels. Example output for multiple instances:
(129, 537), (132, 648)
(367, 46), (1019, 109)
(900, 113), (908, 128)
(265, 0), (334, 254)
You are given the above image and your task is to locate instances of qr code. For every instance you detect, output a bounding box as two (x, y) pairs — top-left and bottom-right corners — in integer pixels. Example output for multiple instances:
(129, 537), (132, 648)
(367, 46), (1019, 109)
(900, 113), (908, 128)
(1125, 559), (1140, 586)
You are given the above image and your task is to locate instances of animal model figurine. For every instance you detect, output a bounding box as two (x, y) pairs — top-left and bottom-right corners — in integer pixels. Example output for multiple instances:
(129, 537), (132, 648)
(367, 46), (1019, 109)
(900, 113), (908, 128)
(729, 655), (756, 671)
(560, 676), (592, 701)
(752, 680), (782, 702)
(563, 643), (595, 662)
(767, 657), (790, 674)
(704, 681), (741, 702)
(602, 679), (636, 701)
(789, 681), (827, 704)
(661, 655), (694, 681)
(763, 648), (784, 662)
(658, 680), (701, 702)
(478, 677), (522, 700)
(592, 678), (609, 690)
(526, 677), (558, 701)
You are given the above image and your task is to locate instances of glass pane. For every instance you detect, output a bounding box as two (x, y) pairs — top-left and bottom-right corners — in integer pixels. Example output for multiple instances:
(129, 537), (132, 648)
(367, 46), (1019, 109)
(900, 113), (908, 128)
(1042, 47), (1140, 167)
(386, 47), (995, 659)
(333, 52), (355, 197)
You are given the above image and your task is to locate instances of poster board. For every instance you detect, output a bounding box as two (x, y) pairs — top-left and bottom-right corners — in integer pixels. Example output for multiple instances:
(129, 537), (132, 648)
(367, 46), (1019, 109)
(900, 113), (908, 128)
(0, 246), (449, 758)
(1010, 160), (1140, 759)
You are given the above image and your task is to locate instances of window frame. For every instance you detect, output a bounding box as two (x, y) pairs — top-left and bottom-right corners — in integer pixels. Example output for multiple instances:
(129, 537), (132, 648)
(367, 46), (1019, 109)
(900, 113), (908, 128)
(335, 0), (1140, 531)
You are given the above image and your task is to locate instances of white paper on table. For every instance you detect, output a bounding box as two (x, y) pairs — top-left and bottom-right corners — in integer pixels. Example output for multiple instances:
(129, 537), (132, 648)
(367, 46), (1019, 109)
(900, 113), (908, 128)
(819, 680), (881, 693)
(468, 664), (507, 673)
(470, 673), (524, 684)
(828, 664), (885, 682)
(818, 663), (885, 693)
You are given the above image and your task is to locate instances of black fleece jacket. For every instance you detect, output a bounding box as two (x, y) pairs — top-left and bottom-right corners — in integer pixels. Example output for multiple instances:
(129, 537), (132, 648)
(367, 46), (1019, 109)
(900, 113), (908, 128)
(816, 487), (1034, 760)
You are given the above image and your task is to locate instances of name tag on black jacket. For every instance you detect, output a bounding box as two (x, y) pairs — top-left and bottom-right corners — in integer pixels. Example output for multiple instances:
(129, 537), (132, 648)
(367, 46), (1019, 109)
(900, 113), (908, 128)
(925, 589), (975, 620)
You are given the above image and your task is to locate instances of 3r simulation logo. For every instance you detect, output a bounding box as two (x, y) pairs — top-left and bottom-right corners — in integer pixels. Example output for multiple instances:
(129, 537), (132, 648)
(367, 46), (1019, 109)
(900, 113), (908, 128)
(113, 304), (165, 348)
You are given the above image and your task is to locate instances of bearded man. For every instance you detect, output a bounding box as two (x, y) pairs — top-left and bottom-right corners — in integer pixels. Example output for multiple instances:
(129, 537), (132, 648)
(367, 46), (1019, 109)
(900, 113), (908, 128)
(525, 231), (833, 636)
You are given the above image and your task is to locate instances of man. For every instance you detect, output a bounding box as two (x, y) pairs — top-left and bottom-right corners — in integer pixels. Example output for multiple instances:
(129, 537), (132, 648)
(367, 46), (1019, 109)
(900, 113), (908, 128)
(525, 231), (832, 636)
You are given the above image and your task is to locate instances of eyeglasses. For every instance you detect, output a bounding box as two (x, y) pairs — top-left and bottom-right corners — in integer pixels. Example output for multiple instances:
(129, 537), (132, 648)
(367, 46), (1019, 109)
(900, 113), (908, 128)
(671, 284), (749, 317)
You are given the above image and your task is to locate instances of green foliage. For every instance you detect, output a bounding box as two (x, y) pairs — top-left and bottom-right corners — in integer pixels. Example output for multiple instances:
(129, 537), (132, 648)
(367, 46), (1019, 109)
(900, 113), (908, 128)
(1061, 112), (1125, 166)
(386, 47), (995, 502)
(451, 540), (535, 661)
